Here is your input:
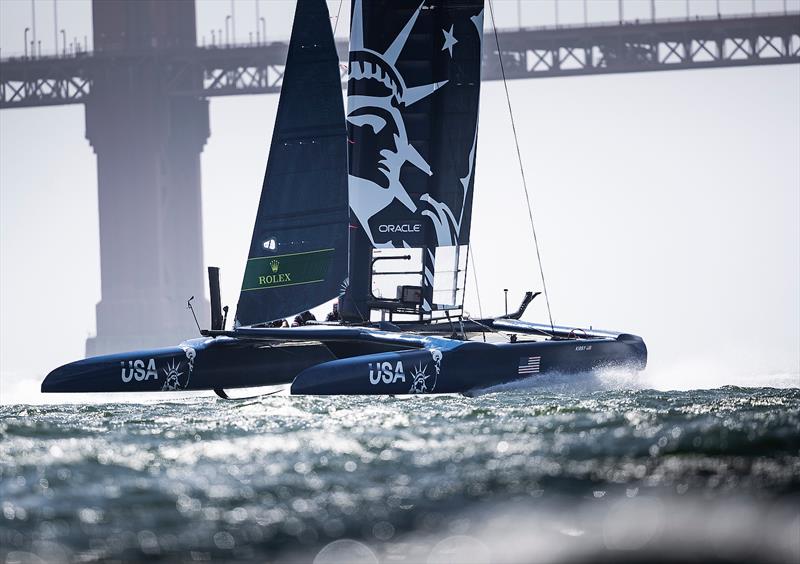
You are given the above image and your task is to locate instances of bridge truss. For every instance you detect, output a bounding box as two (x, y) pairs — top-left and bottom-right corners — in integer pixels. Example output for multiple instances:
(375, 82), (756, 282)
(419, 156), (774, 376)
(1, 13), (798, 109)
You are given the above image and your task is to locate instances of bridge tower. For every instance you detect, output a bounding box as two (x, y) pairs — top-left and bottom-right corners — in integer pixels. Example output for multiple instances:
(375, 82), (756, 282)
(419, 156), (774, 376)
(85, 0), (208, 356)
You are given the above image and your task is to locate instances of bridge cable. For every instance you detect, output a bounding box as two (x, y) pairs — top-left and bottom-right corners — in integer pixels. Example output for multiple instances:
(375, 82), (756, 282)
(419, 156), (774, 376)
(488, 0), (555, 334)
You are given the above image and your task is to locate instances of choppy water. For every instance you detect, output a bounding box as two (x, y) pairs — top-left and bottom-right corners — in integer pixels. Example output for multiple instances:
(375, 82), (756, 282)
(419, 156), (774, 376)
(1, 374), (799, 563)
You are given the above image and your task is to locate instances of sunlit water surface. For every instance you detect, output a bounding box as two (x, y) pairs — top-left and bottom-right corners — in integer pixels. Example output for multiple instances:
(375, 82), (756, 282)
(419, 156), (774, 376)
(1, 370), (798, 563)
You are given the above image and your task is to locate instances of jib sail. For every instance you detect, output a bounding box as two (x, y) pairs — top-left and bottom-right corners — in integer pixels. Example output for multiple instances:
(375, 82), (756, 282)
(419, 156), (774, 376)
(345, 0), (485, 315)
(235, 0), (349, 327)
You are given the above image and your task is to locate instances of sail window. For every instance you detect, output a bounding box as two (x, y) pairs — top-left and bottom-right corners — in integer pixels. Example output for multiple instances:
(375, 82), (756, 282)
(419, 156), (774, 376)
(433, 245), (468, 309)
(262, 238), (277, 251)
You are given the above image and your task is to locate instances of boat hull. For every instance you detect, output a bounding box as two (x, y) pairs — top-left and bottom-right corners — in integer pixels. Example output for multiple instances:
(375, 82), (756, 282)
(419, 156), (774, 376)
(42, 330), (646, 396)
(291, 334), (647, 395)
(41, 337), (335, 393)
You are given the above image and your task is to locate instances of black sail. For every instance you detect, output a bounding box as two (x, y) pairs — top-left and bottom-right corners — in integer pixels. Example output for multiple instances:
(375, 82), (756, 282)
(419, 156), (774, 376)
(347, 0), (484, 250)
(235, 0), (349, 327)
(342, 0), (484, 318)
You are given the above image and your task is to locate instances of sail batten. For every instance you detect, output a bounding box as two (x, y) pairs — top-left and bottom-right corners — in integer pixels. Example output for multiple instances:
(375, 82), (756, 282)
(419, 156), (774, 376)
(235, 0), (349, 327)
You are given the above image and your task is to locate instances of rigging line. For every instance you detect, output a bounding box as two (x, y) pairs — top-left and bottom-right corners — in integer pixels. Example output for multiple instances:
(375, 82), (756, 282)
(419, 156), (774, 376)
(463, 315), (511, 342)
(488, 0), (555, 335)
(460, 243), (472, 313)
(332, 0), (345, 37)
(467, 245), (483, 319)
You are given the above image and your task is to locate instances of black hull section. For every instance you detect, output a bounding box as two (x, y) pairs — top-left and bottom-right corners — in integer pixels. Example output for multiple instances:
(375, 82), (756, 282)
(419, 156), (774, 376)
(41, 337), (335, 394)
(43, 327), (646, 396)
(291, 333), (647, 395)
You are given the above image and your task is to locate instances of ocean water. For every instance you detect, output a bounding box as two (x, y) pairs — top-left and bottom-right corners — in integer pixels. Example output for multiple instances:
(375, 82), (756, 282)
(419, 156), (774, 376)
(1, 371), (798, 563)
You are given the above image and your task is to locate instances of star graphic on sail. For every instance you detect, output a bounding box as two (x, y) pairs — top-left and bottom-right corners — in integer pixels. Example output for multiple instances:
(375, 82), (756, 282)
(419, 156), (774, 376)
(442, 25), (458, 57)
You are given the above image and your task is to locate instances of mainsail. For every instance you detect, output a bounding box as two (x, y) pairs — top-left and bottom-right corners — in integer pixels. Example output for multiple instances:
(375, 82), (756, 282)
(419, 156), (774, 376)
(344, 0), (485, 316)
(235, 0), (349, 326)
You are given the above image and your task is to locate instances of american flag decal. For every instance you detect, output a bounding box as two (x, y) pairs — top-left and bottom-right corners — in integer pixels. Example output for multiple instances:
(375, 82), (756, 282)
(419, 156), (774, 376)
(518, 356), (541, 375)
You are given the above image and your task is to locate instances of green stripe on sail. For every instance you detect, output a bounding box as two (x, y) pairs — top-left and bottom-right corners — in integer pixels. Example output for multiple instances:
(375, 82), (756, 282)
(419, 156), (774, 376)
(241, 248), (334, 292)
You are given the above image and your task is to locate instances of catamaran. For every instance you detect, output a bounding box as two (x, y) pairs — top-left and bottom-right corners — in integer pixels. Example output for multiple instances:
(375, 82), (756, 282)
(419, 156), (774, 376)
(42, 0), (646, 398)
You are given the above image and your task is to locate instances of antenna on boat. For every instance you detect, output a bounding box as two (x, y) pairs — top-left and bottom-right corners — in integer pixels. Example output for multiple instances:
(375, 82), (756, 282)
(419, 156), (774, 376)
(208, 266), (224, 331)
(222, 306), (229, 330)
(187, 296), (201, 334)
(504, 289), (509, 316)
(502, 291), (540, 320)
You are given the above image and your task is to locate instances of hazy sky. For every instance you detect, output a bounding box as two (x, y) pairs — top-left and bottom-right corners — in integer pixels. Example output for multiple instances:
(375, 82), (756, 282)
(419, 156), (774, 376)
(2, 0), (799, 56)
(1, 1), (799, 401)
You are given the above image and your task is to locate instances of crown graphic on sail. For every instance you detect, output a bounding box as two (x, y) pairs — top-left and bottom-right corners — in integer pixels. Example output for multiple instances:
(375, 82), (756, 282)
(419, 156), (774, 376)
(235, 0), (349, 327)
(347, 0), (485, 251)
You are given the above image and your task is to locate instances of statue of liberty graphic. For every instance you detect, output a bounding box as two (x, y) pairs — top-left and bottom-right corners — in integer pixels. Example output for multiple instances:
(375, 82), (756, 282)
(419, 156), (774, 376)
(347, 0), (484, 249)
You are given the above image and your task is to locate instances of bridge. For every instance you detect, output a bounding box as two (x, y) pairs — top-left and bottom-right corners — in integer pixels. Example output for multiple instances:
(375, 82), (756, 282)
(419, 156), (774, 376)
(2, 13), (798, 107)
(1, 1), (798, 355)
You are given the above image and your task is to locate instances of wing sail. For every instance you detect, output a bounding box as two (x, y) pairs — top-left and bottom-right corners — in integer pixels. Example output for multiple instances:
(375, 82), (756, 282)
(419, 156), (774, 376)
(235, 0), (349, 327)
(347, 0), (484, 249)
(344, 0), (485, 317)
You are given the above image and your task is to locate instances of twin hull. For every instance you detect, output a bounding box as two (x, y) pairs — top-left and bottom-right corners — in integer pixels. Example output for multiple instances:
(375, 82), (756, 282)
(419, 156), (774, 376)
(41, 337), (333, 394)
(42, 334), (646, 396)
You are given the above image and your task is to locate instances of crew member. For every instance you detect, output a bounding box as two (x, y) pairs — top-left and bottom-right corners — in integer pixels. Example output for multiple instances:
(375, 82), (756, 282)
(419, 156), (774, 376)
(326, 303), (340, 322)
(292, 311), (316, 326)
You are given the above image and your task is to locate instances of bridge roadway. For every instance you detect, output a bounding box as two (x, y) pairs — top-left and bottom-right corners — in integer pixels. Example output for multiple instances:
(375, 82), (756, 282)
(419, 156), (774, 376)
(2, 12), (798, 109)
